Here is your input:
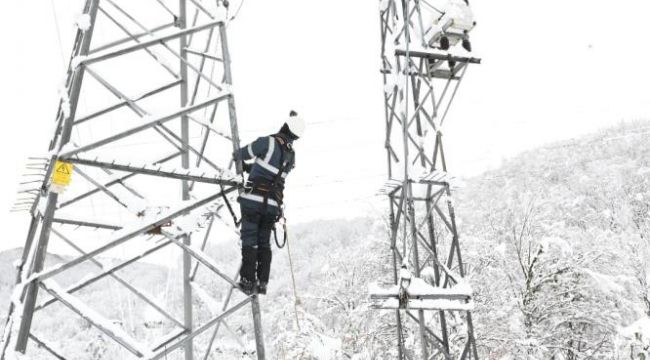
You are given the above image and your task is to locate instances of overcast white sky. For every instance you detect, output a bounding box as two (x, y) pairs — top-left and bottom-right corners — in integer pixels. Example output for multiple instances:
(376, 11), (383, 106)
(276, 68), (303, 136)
(0, 0), (649, 252)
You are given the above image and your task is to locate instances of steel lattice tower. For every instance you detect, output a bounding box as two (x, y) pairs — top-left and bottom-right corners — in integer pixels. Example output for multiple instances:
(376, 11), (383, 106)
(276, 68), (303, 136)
(1, 0), (266, 359)
(371, 0), (481, 358)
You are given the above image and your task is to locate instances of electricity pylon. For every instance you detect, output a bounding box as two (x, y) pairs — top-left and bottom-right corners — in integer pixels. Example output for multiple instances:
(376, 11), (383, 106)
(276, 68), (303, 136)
(1, 0), (266, 359)
(371, 0), (481, 358)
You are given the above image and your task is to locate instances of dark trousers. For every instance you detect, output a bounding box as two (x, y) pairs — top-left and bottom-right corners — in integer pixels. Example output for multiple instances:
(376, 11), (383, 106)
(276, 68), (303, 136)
(239, 205), (276, 283)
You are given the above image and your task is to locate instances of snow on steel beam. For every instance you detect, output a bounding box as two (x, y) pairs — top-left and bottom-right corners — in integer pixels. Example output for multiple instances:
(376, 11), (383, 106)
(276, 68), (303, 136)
(371, 298), (474, 311)
(32, 187), (238, 282)
(51, 218), (121, 230)
(66, 158), (240, 187)
(40, 280), (153, 358)
(395, 49), (481, 64)
(369, 278), (472, 301)
(77, 19), (225, 67)
(35, 230), (182, 330)
(59, 92), (231, 158)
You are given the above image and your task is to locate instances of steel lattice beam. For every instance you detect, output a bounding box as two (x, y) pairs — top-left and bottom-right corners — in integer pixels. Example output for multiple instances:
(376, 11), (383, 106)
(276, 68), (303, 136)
(375, 0), (481, 359)
(0, 1), (266, 359)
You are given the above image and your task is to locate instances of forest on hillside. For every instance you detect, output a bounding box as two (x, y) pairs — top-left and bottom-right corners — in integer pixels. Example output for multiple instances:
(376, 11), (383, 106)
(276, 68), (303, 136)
(2, 122), (650, 359)
(459, 121), (650, 359)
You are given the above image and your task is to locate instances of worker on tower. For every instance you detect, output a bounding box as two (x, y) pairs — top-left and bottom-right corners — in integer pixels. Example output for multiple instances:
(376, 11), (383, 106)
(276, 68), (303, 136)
(233, 110), (305, 295)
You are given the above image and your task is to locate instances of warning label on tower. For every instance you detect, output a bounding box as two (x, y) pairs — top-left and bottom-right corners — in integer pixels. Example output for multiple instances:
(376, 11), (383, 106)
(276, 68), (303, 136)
(52, 161), (74, 186)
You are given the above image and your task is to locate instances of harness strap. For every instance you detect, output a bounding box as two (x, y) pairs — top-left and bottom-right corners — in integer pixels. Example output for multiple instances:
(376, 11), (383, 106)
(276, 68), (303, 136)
(273, 220), (288, 248)
(220, 183), (241, 226)
(260, 137), (285, 214)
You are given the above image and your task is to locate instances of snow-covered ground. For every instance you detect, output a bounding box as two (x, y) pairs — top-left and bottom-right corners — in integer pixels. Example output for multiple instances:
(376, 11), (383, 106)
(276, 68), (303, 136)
(2, 122), (650, 358)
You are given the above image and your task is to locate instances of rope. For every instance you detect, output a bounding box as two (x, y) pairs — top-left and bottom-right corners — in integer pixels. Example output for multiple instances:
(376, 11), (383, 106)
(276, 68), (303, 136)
(49, 0), (66, 69)
(283, 222), (301, 331)
(229, 0), (245, 21)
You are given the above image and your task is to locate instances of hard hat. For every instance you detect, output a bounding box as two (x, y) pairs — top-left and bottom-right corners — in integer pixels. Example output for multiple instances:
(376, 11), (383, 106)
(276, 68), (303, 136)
(285, 110), (306, 139)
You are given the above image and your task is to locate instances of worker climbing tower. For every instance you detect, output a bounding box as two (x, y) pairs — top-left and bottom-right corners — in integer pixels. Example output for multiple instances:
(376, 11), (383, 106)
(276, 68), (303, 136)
(1, 0), (266, 359)
(371, 0), (481, 358)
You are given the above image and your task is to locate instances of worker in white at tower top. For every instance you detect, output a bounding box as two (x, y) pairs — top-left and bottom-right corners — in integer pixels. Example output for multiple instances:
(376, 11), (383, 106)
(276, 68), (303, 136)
(232, 111), (305, 295)
(424, 0), (475, 51)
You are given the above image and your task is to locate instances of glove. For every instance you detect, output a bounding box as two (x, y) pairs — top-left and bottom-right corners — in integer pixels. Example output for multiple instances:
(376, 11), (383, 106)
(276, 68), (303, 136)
(232, 150), (239, 162)
(242, 162), (252, 173)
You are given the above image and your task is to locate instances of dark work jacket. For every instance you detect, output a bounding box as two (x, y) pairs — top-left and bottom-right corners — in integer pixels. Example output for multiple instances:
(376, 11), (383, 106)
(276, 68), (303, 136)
(236, 134), (295, 213)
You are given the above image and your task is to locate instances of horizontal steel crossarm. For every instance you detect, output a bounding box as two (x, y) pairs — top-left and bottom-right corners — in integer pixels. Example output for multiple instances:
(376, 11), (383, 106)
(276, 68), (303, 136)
(370, 300), (473, 311)
(58, 152), (182, 209)
(78, 19), (224, 67)
(395, 49), (481, 64)
(370, 293), (470, 301)
(147, 297), (253, 360)
(60, 93), (230, 158)
(66, 158), (240, 187)
(40, 280), (150, 357)
(33, 187), (237, 283)
(51, 218), (121, 230)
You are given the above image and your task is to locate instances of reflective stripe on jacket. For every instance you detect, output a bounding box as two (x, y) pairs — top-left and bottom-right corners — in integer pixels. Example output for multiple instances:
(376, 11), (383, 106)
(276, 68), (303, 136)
(236, 135), (295, 208)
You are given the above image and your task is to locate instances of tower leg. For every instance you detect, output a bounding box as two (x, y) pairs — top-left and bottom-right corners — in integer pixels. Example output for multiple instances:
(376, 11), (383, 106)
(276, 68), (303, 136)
(219, 19), (266, 358)
(179, 1), (193, 359)
(14, 193), (58, 352)
(13, 0), (101, 350)
(251, 297), (265, 359)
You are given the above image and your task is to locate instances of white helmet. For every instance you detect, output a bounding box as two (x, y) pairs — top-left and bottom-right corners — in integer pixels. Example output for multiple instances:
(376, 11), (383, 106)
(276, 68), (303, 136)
(285, 110), (306, 139)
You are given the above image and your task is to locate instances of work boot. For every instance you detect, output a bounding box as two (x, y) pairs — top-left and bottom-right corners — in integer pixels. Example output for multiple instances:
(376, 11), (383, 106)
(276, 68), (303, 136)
(440, 36), (450, 50)
(257, 281), (268, 295)
(237, 278), (255, 295)
(240, 246), (257, 287)
(257, 248), (272, 285)
(462, 38), (472, 52)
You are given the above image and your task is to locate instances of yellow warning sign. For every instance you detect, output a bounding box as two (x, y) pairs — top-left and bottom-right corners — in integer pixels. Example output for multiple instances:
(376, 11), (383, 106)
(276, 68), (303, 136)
(52, 161), (74, 186)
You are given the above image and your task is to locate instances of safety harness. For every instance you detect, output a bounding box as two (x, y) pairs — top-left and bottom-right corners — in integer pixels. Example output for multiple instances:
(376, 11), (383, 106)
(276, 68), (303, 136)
(246, 135), (292, 209)
(242, 134), (294, 247)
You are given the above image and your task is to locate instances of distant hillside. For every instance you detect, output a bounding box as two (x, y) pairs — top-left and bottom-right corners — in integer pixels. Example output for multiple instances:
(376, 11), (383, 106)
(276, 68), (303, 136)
(1, 121), (649, 359)
(459, 120), (650, 237)
(0, 248), (104, 319)
(0, 219), (392, 359)
(456, 120), (650, 359)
